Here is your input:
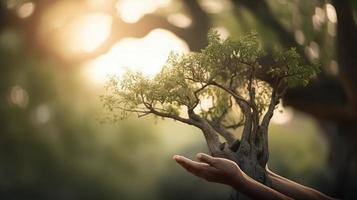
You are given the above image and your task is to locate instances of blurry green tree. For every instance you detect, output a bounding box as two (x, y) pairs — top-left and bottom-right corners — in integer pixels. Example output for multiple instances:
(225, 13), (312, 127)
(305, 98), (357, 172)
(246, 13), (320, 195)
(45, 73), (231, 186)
(0, 42), (162, 200)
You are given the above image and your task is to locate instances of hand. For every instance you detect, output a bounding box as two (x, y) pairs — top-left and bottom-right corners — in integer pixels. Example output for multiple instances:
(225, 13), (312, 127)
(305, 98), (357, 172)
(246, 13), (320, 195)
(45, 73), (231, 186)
(173, 153), (244, 187)
(174, 153), (295, 200)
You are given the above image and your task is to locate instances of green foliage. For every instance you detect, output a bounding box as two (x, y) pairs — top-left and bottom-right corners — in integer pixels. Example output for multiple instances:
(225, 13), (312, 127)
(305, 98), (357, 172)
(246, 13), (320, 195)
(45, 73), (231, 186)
(102, 30), (319, 125)
(269, 48), (321, 87)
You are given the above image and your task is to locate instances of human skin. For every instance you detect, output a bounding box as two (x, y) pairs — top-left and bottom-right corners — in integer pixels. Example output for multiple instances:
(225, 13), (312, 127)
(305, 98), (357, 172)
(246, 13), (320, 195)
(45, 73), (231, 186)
(173, 153), (337, 200)
(267, 168), (337, 200)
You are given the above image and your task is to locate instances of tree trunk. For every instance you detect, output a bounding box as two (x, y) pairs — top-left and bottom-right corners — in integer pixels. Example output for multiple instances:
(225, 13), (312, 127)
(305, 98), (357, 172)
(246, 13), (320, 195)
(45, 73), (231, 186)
(218, 128), (270, 200)
(223, 141), (268, 200)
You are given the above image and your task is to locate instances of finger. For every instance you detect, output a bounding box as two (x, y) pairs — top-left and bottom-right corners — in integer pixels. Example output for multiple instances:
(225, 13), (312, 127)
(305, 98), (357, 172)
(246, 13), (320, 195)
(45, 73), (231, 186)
(174, 155), (209, 168)
(173, 155), (209, 174)
(176, 159), (203, 175)
(196, 153), (218, 167)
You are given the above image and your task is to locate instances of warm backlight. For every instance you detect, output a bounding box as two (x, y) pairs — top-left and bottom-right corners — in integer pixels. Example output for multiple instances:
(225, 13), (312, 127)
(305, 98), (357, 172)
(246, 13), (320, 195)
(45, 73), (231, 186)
(69, 13), (112, 53)
(83, 29), (189, 84)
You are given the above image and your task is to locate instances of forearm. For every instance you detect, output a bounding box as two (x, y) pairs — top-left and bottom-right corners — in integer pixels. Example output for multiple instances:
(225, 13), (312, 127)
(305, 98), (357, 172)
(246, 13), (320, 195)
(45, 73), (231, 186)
(232, 173), (293, 200)
(268, 170), (338, 200)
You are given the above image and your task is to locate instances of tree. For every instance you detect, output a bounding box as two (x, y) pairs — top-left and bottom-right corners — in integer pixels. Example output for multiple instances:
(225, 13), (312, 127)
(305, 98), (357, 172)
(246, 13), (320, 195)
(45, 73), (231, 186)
(2, 0), (356, 197)
(101, 30), (319, 187)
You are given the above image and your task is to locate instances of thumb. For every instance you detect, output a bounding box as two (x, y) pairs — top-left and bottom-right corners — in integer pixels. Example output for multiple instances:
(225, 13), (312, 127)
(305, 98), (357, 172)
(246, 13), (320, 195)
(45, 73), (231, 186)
(196, 153), (218, 167)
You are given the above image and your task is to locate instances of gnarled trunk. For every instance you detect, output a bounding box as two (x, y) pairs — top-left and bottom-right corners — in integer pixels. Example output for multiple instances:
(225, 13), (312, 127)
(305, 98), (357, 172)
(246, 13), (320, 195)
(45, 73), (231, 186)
(201, 124), (270, 200)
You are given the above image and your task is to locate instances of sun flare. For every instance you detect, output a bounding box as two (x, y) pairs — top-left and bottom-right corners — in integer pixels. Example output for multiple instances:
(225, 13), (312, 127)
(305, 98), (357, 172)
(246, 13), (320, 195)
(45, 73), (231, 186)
(272, 103), (293, 125)
(70, 13), (112, 53)
(83, 29), (189, 84)
(116, 0), (171, 23)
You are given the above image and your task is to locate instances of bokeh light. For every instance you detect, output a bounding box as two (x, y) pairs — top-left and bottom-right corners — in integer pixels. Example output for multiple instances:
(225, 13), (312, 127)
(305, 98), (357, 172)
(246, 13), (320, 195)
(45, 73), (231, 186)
(0, 0), (346, 199)
(17, 2), (35, 18)
(70, 13), (112, 53)
(271, 103), (293, 125)
(83, 29), (189, 84)
(116, 0), (171, 23)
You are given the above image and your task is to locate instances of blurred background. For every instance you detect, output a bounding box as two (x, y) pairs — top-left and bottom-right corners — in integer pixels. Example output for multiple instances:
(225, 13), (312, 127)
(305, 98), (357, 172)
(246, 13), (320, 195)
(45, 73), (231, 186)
(0, 0), (356, 199)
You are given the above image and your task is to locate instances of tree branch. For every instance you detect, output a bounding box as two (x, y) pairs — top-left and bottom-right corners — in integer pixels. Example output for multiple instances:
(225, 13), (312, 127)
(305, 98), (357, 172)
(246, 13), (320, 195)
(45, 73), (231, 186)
(247, 64), (260, 143)
(207, 120), (236, 145)
(237, 99), (253, 144)
(206, 81), (253, 144)
(232, 0), (356, 123)
(189, 82), (211, 111)
(186, 109), (223, 155)
(210, 81), (251, 106)
(224, 120), (245, 129)
(284, 76), (351, 122)
(261, 89), (279, 128)
(142, 103), (201, 127)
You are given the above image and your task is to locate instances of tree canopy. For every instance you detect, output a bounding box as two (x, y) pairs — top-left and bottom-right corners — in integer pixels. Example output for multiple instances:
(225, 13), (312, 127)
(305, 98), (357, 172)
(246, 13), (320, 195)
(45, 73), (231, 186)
(102, 30), (320, 159)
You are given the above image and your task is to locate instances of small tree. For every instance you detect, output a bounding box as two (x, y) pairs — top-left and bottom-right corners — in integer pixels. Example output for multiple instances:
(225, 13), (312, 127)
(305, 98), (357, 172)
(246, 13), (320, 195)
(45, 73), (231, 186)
(101, 30), (319, 186)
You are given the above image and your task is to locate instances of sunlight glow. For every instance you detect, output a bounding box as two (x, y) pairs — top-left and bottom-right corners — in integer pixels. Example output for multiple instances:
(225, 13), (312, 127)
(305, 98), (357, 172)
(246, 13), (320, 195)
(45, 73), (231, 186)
(167, 13), (192, 28)
(194, 96), (214, 113)
(69, 13), (112, 53)
(214, 27), (230, 39)
(294, 30), (305, 45)
(326, 4), (337, 23)
(10, 85), (29, 108)
(34, 104), (51, 124)
(17, 2), (35, 18)
(327, 22), (336, 37)
(272, 103), (293, 125)
(199, 0), (224, 14)
(116, 0), (171, 23)
(84, 29), (189, 84)
(329, 60), (339, 75)
(305, 41), (320, 61)
(38, 1), (113, 58)
(312, 7), (326, 31)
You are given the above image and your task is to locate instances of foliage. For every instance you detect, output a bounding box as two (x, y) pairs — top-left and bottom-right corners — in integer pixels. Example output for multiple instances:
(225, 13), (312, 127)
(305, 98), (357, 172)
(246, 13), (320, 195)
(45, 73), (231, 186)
(102, 30), (319, 129)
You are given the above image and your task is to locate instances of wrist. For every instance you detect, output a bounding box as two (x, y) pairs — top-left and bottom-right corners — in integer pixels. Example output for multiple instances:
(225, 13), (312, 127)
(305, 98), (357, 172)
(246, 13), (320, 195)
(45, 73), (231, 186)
(230, 171), (248, 190)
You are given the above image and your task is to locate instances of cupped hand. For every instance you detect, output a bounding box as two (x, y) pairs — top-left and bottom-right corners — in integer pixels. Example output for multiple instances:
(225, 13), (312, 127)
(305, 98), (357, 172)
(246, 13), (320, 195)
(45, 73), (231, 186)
(173, 153), (244, 186)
